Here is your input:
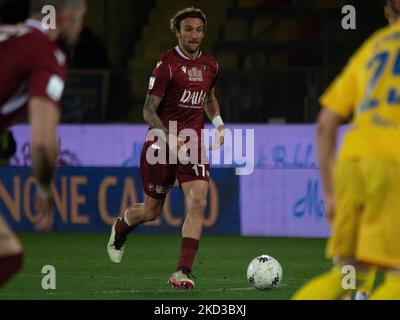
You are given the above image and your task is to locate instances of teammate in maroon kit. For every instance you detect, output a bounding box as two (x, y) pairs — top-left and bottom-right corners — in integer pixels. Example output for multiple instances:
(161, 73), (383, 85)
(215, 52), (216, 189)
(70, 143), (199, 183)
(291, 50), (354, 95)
(107, 7), (225, 290)
(0, 0), (86, 287)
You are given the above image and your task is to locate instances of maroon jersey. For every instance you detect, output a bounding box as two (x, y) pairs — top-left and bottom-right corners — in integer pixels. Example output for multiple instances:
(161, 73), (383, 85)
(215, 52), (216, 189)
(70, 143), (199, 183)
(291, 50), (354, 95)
(0, 19), (67, 132)
(148, 45), (219, 137)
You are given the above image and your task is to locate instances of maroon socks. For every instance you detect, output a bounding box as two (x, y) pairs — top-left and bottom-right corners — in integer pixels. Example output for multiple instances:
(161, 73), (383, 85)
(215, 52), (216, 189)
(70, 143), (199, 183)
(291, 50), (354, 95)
(0, 252), (23, 287)
(115, 216), (135, 238)
(177, 237), (199, 271)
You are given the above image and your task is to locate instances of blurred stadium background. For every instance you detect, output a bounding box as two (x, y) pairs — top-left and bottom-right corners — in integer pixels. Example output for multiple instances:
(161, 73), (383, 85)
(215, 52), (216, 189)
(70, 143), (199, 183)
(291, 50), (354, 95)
(0, 0), (387, 124)
(0, 0), (387, 299)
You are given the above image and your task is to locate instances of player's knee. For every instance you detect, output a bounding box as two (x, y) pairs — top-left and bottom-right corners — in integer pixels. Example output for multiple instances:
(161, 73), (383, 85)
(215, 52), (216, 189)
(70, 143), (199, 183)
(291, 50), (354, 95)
(188, 195), (207, 212)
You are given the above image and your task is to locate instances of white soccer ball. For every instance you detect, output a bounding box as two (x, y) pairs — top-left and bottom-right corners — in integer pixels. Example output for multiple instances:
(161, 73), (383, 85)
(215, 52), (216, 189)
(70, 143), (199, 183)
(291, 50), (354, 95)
(247, 255), (283, 290)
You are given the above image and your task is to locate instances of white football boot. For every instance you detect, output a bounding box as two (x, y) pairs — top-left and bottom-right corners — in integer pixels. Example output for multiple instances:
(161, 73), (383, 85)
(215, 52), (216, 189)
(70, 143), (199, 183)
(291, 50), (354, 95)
(107, 218), (125, 263)
(168, 269), (195, 290)
(355, 291), (370, 300)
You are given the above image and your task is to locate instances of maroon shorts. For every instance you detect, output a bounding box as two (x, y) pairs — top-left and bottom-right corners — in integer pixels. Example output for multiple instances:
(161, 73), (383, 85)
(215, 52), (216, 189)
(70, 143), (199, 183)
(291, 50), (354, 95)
(140, 141), (210, 199)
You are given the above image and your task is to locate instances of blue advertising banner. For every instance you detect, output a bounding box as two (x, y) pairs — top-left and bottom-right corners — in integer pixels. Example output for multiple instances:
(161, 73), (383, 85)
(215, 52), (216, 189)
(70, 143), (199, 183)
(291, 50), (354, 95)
(0, 167), (240, 235)
(9, 124), (343, 238)
(241, 168), (330, 238)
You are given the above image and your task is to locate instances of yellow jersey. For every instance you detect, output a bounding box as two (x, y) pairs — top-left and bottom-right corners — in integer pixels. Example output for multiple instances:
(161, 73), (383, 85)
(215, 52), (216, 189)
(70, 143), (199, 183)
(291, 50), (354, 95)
(320, 22), (400, 162)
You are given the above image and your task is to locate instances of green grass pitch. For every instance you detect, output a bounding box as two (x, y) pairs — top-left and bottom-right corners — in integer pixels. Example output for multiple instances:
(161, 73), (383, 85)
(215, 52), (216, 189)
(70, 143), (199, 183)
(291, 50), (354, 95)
(0, 233), (332, 300)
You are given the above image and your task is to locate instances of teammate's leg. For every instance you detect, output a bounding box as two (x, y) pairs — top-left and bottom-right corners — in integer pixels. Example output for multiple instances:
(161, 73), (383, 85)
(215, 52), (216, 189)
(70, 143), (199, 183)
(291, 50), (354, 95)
(0, 215), (24, 287)
(292, 257), (376, 300)
(358, 160), (400, 299)
(292, 265), (344, 300)
(293, 161), (364, 299)
(354, 266), (377, 300)
(370, 270), (400, 300)
(168, 180), (208, 289)
(107, 195), (165, 263)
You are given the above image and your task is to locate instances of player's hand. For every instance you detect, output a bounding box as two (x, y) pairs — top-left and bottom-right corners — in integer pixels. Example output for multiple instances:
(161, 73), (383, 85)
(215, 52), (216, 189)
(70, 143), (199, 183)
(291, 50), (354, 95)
(177, 140), (189, 163)
(325, 194), (336, 227)
(34, 195), (54, 232)
(167, 133), (189, 163)
(209, 127), (225, 150)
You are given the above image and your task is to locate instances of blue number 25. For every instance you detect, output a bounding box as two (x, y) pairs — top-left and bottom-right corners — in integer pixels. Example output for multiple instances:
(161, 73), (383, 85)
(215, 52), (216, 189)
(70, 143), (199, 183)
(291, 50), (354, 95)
(360, 49), (400, 112)
(388, 49), (400, 104)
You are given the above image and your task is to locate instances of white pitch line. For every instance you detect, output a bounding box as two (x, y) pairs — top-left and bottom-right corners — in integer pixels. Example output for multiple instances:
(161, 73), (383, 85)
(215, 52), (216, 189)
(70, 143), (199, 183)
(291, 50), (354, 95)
(101, 284), (288, 294)
(100, 287), (257, 295)
(33, 287), (254, 296)
(12, 274), (250, 283)
(38, 284), (289, 296)
(1, 284), (289, 297)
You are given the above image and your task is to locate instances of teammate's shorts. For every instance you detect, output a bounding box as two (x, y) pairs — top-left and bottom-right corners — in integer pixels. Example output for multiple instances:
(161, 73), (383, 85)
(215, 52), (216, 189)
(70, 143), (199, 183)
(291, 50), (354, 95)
(327, 158), (400, 268)
(140, 141), (210, 199)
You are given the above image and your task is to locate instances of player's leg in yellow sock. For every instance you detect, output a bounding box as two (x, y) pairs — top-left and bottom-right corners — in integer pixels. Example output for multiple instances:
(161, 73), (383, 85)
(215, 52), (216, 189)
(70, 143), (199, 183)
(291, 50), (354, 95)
(370, 272), (400, 300)
(292, 266), (344, 300)
(354, 267), (377, 300)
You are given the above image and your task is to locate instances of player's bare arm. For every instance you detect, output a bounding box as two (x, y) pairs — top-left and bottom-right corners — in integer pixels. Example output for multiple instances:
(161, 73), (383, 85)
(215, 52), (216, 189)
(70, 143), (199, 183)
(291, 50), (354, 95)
(143, 93), (183, 149)
(142, 94), (168, 134)
(316, 107), (344, 225)
(205, 87), (224, 150)
(29, 97), (60, 231)
(205, 87), (222, 126)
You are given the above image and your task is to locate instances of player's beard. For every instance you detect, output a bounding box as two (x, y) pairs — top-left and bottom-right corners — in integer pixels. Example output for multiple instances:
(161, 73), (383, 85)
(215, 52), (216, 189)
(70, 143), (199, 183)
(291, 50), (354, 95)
(184, 41), (200, 54)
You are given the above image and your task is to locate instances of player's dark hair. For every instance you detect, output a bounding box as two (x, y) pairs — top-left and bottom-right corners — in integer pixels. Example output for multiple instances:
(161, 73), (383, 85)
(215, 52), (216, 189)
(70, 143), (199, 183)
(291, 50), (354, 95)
(387, 0), (400, 16)
(170, 7), (207, 33)
(30, 0), (82, 14)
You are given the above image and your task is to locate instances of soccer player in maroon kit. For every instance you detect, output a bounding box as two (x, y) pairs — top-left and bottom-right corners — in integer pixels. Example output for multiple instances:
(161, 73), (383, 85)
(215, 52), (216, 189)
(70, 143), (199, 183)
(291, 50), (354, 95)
(0, 0), (86, 287)
(107, 7), (225, 290)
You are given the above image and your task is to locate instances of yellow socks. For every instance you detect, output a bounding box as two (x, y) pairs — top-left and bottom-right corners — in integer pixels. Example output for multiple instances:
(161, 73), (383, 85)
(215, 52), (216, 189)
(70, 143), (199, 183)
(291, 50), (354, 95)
(292, 267), (344, 300)
(370, 273), (400, 300)
(354, 268), (377, 300)
(292, 266), (400, 300)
